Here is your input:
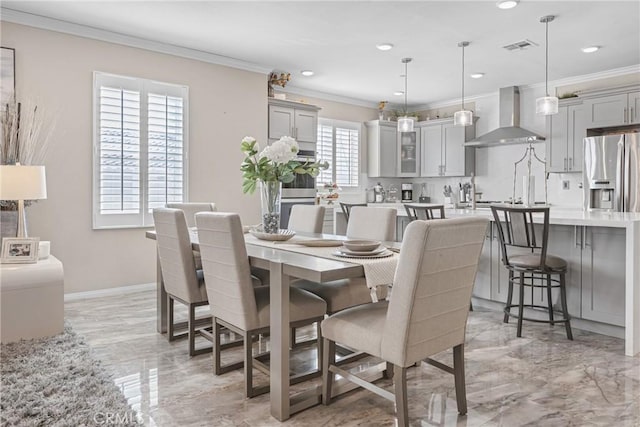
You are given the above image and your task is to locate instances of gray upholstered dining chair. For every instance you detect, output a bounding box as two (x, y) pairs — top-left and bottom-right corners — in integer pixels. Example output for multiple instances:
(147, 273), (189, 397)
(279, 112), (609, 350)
(321, 217), (489, 426)
(288, 204), (326, 233)
(195, 212), (327, 398)
(346, 206), (396, 241)
(153, 208), (210, 357)
(291, 206), (397, 347)
(166, 202), (216, 227)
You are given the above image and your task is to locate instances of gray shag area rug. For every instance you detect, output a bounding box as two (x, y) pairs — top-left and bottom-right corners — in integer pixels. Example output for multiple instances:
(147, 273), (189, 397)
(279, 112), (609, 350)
(1, 324), (139, 426)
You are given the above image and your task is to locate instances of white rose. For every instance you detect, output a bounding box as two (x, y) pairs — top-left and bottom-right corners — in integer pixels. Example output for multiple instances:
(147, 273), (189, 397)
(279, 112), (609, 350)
(242, 136), (256, 144)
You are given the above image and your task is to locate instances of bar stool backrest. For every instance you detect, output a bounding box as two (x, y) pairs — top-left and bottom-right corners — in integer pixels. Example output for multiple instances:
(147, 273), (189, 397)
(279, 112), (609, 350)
(404, 204), (445, 221)
(490, 205), (550, 270)
(339, 202), (367, 221)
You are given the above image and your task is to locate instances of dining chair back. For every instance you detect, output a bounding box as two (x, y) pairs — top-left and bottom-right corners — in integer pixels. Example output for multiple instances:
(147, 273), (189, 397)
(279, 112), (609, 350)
(153, 208), (209, 355)
(346, 206), (396, 241)
(288, 205), (326, 233)
(166, 202), (216, 227)
(404, 204), (445, 221)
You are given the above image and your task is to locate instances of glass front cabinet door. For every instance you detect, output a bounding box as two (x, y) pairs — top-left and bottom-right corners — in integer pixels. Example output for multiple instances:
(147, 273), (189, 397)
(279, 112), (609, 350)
(397, 129), (420, 177)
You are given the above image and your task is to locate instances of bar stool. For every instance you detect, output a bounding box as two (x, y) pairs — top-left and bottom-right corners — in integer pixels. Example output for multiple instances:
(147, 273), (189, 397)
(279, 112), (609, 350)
(491, 205), (573, 340)
(339, 202), (367, 221)
(403, 203), (445, 220)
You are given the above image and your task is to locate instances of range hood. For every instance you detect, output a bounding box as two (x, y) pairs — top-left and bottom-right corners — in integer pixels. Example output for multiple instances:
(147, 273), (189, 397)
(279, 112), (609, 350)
(465, 86), (545, 147)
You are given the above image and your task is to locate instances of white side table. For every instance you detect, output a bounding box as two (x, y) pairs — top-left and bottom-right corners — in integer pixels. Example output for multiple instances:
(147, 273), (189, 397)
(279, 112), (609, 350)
(1, 255), (64, 343)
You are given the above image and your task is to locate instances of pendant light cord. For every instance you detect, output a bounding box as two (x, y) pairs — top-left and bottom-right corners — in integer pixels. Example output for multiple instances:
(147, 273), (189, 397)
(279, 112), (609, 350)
(461, 44), (465, 110)
(545, 19), (549, 96)
(404, 61), (408, 114)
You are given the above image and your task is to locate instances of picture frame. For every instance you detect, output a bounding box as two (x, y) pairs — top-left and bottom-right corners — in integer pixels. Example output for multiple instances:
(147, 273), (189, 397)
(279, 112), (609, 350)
(1, 47), (16, 109)
(1, 237), (39, 264)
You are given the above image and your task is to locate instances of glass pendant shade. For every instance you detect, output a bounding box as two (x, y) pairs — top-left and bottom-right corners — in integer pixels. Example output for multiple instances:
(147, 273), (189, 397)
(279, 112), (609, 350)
(397, 116), (414, 132)
(454, 41), (472, 126)
(454, 110), (473, 126)
(536, 96), (559, 115)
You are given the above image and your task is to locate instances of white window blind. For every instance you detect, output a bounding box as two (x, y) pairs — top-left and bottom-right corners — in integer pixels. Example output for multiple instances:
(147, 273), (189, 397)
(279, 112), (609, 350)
(316, 119), (360, 188)
(93, 72), (189, 229)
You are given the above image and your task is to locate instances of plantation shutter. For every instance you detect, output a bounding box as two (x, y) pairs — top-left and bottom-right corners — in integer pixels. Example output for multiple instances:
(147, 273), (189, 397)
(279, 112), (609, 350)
(334, 126), (359, 187)
(316, 123), (333, 186)
(147, 94), (185, 211)
(93, 72), (189, 229)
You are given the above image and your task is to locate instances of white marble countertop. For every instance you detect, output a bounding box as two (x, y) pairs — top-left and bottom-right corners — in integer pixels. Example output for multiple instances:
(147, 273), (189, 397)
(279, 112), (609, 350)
(353, 203), (640, 228)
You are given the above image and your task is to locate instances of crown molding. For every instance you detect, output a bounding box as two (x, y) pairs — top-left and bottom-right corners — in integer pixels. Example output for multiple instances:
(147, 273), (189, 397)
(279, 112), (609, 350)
(279, 85), (379, 109)
(1, 7), (272, 75)
(414, 64), (640, 111)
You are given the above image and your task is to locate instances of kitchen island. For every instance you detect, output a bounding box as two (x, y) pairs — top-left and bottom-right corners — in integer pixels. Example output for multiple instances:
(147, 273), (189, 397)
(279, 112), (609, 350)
(335, 204), (640, 356)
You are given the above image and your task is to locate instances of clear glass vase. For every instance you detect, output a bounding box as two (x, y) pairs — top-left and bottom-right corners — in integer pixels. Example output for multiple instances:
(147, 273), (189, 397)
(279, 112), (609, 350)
(260, 181), (282, 233)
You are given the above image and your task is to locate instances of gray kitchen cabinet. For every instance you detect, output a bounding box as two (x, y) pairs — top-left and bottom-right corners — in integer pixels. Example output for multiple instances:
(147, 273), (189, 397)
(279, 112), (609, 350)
(395, 216), (411, 242)
(397, 129), (420, 177)
(580, 226), (626, 327)
(420, 118), (475, 177)
(547, 101), (586, 173)
(473, 223), (493, 300)
(268, 99), (319, 144)
(583, 86), (640, 128)
(367, 120), (398, 178)
(547, 225), (583, 318)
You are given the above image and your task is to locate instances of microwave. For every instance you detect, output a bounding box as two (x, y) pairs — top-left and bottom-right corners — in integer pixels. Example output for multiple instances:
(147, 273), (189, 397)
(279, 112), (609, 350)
(282, 150), (317, 199)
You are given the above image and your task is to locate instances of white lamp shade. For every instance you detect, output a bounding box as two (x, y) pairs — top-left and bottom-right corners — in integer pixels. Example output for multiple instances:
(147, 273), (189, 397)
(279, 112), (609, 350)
(397, 116), (414, 133)
(536, 96), (559, 115)
(0, 165), (47, 200)
(454, 110), (473, 126)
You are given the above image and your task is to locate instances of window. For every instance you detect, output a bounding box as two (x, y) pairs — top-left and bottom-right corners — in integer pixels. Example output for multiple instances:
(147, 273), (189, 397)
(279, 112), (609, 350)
(316, 119), (360, 188)
(93, 72), (188, 229)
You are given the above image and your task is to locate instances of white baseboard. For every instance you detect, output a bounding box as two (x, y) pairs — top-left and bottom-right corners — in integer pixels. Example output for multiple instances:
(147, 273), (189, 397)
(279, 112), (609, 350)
(64, 282), (156, 302)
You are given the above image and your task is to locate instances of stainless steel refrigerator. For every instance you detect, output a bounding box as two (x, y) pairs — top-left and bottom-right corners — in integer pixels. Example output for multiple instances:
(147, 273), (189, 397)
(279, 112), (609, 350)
(583, 133), (640, 212)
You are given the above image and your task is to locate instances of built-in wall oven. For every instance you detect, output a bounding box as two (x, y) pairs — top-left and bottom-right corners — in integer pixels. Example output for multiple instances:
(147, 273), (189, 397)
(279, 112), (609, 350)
(282, 149), (317, 199)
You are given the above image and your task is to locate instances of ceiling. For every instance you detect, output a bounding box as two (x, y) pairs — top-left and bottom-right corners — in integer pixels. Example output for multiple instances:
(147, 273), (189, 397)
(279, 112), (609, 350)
(3, 1), (640, 107)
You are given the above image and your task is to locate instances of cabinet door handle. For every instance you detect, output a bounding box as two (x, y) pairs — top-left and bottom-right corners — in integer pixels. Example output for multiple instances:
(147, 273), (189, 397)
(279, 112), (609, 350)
(632, 107), (635, 122)
(624, 108), (628, 123)
(564, 158), (567, 171)
(584, 227), (591, 249)
(574, 226), (580, 248)
(568, 157), (573, 171)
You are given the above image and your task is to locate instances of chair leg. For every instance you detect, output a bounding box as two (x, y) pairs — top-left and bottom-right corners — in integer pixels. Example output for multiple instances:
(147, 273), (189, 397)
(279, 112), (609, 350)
(453, 344), (467, 415)
(322, 338), (335, 405)
(546, 274), (555, 326)
(504, 270), (514, 323)
(290, 327), (297, 348)
(517, 272), (525, 337)
(244, 330), (254, 398)
(394, 365), (409, 427)
(213, 319), (223, 375)
(469, 301), (473, 311)
(188, 303), (197, 356)
(559, 272), (573, 341)
(316, 322), (323, 371)
(167, 296), (175, 341)
(384, 362), (395, 379)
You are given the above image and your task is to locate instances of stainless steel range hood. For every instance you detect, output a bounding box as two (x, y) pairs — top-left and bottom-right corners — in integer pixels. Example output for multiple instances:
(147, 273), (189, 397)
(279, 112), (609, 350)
(465, 86), (545, 147)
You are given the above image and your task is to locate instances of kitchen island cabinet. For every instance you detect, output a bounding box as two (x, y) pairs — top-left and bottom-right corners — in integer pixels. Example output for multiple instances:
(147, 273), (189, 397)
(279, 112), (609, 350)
(335, 204), (640, 356)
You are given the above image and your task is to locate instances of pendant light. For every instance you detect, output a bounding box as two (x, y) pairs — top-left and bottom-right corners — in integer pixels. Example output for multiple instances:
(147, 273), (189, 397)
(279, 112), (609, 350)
(536, 15), (558, 115)
(397, 57), (414, 133)
(454, 41), (473, 126)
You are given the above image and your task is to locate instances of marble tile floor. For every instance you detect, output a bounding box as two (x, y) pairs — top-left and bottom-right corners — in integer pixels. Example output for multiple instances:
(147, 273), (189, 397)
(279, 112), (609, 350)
(65, 289), (640, 427)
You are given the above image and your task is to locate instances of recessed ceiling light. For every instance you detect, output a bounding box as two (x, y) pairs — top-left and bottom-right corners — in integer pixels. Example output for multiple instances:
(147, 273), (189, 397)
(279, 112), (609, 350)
(376, 43), (394, 51)
(581, 46), (600, 53)
(393, 91), (404, 96)
(470, 73), (485, 79)
(496, 0), (518, 9)
(301, 70), (314, 76)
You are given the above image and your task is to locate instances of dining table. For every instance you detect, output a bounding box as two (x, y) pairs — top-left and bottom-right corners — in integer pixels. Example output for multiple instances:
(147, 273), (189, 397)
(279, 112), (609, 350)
(146, 228), (400, 421)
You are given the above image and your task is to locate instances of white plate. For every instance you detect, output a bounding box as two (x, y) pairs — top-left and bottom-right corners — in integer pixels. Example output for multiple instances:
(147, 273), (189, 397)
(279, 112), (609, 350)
(296, 239), (344, 247)
(338, 245), (385, 256)
(334, 249), (394, 259)
(249, 229), (296, 241)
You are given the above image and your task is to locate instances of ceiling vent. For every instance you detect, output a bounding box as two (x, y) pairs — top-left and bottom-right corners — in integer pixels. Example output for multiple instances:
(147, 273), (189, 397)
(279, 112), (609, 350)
(503, 39), (538, 51)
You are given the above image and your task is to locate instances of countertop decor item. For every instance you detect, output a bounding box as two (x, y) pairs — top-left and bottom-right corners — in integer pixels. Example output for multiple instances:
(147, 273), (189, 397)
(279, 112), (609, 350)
(249, 228), (295, 241)
(378, 101), (387, 120)
(536, 15), (559, 115)
(321, 181), (340, 204)
(397, 58), (414, 133)
(0, 165), (47, 237)
(454, 41), (473, 127)
(240, 135), (328, 233)
(268, 71), (291, 97)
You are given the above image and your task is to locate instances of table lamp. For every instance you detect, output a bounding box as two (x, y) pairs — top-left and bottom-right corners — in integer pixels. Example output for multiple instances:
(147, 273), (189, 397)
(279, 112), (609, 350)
(0, 164), (47, 237)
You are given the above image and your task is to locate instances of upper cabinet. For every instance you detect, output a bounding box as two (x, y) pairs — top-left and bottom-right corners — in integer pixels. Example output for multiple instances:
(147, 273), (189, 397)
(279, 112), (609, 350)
(420, 118), (475, 177)
(582, 86), (640, 128)
(268, 98), (320, 146)
(398, 128), (420, 177)
(547, 101), (587, 173)
(366, 120), (398, 178)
